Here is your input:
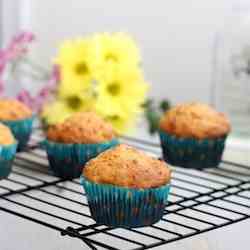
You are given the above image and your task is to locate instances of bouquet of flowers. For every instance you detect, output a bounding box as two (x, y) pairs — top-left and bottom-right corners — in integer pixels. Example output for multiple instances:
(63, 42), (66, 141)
(0, 31), (170, 134)
(42, 33), (149, 133)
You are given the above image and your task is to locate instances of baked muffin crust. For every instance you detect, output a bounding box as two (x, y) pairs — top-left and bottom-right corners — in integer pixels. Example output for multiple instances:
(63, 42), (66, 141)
(84, 144), (171, 188)
(160, 102), (231, 139)
(0, 99), (32, 120)
(0, 123), (15, 145)
(47, 112), (116, 144)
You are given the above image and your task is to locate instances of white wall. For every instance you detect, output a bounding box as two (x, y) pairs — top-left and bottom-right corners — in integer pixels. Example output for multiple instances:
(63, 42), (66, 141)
(0, 1), (20, 46)
(1, 0), (248, 103)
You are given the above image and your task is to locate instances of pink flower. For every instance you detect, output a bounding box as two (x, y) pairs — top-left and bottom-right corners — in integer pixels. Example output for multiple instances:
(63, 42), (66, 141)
(16, 65), (60, 113)
(0, 62), (5, 74)
(1, 32), (60, 113)
(16, 90), (34, 108)
(0, 50), (7, 75)
(12, 32), (35, 44)
(32, 66), (60, 112)
(0, 31), (35, 99)
(16, 89), (45, 113)
(47, 65), (60, 89)
(6, 31), (35, 61)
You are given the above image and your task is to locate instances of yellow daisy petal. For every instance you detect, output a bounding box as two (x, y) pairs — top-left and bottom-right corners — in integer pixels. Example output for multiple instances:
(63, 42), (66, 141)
(93, 32), (141, 67)
(95, 65), (148, 113)
(41, 100), (73, 125)
(55, 38), (99, 98)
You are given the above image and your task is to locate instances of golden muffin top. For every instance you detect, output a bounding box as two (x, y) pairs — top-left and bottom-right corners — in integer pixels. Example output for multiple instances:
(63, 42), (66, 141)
(84, 144), (171, 188)
(47, 112), (116, 144)
(0, 99), (32, 121)
(160, 102), (231, 139)
(0, 123), (15, 145)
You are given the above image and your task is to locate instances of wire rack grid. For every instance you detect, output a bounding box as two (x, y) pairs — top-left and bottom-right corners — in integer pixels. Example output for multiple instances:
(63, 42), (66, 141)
(0, 130), (249, 250)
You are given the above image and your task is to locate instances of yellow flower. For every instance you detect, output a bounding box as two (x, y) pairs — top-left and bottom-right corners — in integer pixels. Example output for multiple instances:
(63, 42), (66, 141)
(55, 38), (99, 98)
(67, 93), (97, 111)
(41, 32), (149, 132)
(41, 93), (97, 125)
(104, 112), (139, 134)
(93, 64), (148, 133)
(93, 32), (141, 67)
(41, 100), (73, 125)
(95, 64), (148, 115)
(105, 114), (128, 134)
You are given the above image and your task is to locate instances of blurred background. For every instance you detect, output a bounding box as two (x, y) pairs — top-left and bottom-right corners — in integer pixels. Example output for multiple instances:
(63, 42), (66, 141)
(0, 0), (250, 145)
(1, 0), (245, 102)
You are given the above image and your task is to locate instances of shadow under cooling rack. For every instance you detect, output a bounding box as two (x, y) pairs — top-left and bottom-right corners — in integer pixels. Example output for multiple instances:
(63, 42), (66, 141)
(0, 131), (249, 250)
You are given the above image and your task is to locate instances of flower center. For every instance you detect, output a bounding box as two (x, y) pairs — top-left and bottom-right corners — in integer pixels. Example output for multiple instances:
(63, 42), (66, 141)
(107, 115), (120, 121)
(75, 62), (88, 75)
(107, 82), (120, 96)
(105, 53), (118, 62)
(66, 96), (82, 110)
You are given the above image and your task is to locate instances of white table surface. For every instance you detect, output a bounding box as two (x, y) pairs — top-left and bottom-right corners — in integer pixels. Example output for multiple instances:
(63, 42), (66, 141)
(0, 130), (249, 250)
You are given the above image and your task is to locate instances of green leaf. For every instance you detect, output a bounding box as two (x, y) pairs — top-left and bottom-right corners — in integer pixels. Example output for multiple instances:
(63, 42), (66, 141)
(145, 110), (160, 134)
(159, 99), (171, 112)
(142, 99), (154, 109)
(144, 98), (171, 135)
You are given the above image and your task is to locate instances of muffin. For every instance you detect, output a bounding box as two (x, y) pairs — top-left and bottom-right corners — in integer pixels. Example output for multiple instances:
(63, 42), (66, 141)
(0, 99), (34, 151)
(42, 112), (119, 179)
(159, 102), (231, 169)
(0, 123), (17, 179)
(81, 144), (171, 228)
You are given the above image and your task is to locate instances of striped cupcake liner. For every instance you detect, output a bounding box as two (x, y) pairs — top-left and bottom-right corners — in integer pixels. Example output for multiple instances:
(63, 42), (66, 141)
(1, 115), (35, 151)
(80, 176), (171, 228)
(41, 139), (119, 179)
(159, 130), (227, 169)
(0, 142), (18, 179)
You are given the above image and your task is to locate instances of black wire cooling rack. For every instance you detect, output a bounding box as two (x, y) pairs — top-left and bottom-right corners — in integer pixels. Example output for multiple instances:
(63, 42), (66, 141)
(0, 130), (249, 250)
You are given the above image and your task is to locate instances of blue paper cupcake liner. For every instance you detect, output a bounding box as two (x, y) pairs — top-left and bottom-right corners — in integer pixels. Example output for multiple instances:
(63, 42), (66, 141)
(0, 142), (18, 179)
(159, 130), (227, 169)
(1, 115), (35, 151)
(80, 176), (171, 228)
(41, 139), (119, 179)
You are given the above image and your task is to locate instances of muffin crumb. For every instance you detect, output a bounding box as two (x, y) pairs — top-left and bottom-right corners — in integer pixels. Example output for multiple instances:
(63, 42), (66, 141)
(84, 144), (171, 188)
(47, 112), (116, 144)
(0, 123), (15, 145)
(160, 102), (231, 139)
(0, 99), (32, 120)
